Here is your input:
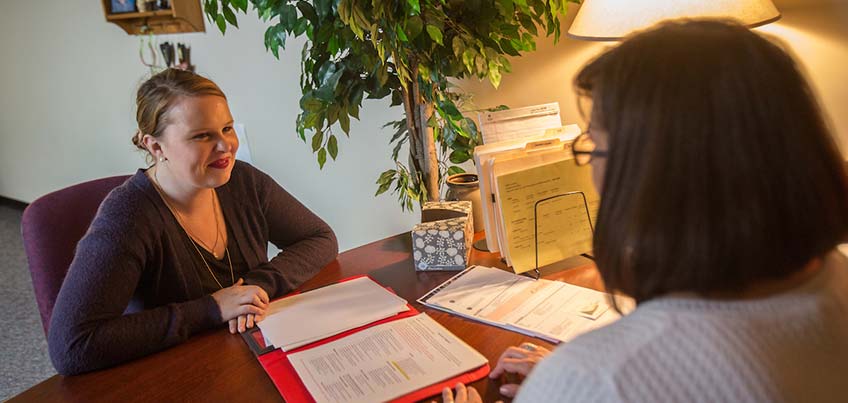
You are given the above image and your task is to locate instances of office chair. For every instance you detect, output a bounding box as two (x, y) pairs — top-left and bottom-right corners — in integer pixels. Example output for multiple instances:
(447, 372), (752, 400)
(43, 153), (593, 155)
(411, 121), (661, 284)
(21, 175), (131, 336)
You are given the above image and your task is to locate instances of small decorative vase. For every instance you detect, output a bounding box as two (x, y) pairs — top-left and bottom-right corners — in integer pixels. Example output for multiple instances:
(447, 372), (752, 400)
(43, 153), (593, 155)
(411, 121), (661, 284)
(445, 173), (484, 233)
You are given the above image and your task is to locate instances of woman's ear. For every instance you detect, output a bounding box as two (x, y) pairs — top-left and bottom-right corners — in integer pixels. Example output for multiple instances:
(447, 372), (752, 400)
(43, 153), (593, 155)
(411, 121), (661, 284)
(142, 134), (165, 161)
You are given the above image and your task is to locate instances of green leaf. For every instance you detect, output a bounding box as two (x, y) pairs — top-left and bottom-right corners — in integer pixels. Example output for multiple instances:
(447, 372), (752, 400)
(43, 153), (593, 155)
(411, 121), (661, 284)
(300, 95), (323, 112)
(447, 166), (466, 176)
(489, 64), (502, 88)
(293, 18), (308, 36)
(441, 101), (462, 119)
(315, 69), (344, 101)
(311, 131), (323, 152)
(215, 14), (227, 34)
(499, 38), (520, 56)
(406, 0), (421, 14)
(314, 0), (332, 19)
(280, 4), (298, 30)
(327, 105), (339, 125)
(296, 116), (306, 141)
(391, 137), (406, 160)
(377, 169), (396, 184)
(475, 53), (487, 72)
(232, 0), (248, 13)
(328, 135), (338, 159)
(390, 90), (403, 106)
(426, 25), (443, 45)
(375, 181), (392, 196)
(489, 67), (501, 89)
(449, 149), (471, 164)
(204, 0), (218, 19)
(462, 48), (477, 72)
(296, 1), (318, 23)
(223, 5), (238, 28)
(350, 85), (365, 107)
(302, 111), (322, 128)
(396, 24), (408, 42)
(339, 112), (351, 134)
(518, 14), (538, 36)
(317, 148), (327, 168)
(406, 17), (423, 40)
(452, 37), (465, 58)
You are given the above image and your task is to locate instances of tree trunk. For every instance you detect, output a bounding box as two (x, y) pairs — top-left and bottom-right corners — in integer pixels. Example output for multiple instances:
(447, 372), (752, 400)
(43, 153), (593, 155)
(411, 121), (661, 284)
(417, 102), (439, 201)
(401, 58), (440, 203)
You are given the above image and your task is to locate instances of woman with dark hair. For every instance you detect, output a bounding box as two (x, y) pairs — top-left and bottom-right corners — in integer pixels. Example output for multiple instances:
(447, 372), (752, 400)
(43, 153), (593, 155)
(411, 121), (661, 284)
(48, 69), (338, 375)
(444, 20), (848, 403)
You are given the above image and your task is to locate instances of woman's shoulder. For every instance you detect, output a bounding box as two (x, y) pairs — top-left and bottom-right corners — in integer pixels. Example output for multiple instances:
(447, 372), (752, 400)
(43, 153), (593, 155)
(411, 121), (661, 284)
(226, 160), (288, 204)
(228, 160), (276, 189)
(92, 170), (160, 231)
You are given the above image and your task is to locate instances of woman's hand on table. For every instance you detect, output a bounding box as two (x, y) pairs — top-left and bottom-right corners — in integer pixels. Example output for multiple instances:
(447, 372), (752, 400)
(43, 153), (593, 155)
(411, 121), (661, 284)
(441, 383), (483, 403)
(210, 278), (270, 333)
(489, 342), (552, 398)
(228, 312), (265, 334)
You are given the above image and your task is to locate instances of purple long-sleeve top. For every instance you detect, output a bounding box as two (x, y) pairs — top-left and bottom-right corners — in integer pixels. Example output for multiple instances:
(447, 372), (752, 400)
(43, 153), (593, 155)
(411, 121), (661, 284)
(48, 161), (338, 375)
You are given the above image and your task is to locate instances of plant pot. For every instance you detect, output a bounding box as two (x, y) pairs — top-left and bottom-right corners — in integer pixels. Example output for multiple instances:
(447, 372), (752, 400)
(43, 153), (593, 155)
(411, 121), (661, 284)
(445, 173), (484, 233)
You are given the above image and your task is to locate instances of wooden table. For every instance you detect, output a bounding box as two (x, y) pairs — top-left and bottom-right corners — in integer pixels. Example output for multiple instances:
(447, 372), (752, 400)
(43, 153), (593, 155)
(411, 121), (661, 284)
(10, 233), (600, 403)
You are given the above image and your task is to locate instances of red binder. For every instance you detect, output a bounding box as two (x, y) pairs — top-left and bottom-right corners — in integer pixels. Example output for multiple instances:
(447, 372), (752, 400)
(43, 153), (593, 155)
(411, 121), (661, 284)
(243, 276), (491, 403)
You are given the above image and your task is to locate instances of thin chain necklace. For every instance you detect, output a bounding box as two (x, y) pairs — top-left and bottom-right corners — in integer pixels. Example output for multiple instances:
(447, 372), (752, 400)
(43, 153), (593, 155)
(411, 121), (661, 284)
(150, 165), (234, 289)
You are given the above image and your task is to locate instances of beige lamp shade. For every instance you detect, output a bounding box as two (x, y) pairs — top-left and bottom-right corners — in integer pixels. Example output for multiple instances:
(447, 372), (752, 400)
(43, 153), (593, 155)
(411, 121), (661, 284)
(568, 0), (781, 41)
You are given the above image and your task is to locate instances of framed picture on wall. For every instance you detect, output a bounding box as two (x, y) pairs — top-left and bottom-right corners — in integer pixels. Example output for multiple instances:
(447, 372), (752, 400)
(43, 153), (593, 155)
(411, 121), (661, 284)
(111, 0), (136, 13)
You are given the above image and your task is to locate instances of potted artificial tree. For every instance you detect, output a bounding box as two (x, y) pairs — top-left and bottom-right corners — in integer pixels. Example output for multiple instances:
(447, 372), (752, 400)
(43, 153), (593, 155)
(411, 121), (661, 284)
(204, 0), (575, 210)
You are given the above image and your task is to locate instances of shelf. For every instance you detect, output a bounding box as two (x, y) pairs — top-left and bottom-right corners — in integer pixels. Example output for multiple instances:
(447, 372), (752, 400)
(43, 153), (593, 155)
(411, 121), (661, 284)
(100, 0), (204, 35)
(106, 9), (174, 21)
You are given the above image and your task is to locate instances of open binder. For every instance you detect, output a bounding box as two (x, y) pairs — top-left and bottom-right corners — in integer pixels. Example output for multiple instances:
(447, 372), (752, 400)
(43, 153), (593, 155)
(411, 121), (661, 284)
(242, 276), (490, 403)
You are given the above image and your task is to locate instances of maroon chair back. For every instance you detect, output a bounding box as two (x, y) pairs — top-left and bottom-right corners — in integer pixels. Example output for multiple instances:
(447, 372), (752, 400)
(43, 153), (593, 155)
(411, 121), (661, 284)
(21, 175), (131, 336)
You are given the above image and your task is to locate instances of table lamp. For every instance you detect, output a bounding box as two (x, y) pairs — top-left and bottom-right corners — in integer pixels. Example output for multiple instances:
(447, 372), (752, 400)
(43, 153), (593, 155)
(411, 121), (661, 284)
(567, 0), (781, 41)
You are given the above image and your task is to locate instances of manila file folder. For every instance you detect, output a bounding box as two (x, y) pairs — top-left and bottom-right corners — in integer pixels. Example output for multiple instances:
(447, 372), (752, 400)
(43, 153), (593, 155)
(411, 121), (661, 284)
(493, 153), (599, 274)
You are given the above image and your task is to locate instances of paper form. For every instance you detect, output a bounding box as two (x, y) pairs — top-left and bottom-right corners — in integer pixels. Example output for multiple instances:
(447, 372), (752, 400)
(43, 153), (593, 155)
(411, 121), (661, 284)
(508, 282), (620, 342)
(494, 158), (599, 273)
(479, 103), (562, 144)
(259, 277), (409, 351)
(288, 314), (487, 403)
(473, 124), (581, 253)
(419, 266), (630, 344)
(488, 148), (570, 262)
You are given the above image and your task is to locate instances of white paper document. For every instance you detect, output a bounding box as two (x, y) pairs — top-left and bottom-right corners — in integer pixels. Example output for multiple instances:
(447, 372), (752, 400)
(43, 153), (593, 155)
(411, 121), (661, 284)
(259, 277), (409, 351)
(478, 103), (562, 144)
(288, 313), (487, 403)
(418, 266), (632, 343)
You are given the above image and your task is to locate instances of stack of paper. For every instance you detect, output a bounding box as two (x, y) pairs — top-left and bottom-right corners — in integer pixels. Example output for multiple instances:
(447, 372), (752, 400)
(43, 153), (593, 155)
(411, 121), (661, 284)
(474, 124), (582, 256)
(474, 120), (598, 273)
(288, 314), (488, 403)
(478, 102), (562, 144)
(418, 266), (634, 343)
(258, 277), (409, 351)
(494, 157), (599, 273)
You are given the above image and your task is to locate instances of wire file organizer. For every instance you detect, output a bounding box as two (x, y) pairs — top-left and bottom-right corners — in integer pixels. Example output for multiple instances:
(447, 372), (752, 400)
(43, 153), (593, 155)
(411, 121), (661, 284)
(529, 191), (596, 280)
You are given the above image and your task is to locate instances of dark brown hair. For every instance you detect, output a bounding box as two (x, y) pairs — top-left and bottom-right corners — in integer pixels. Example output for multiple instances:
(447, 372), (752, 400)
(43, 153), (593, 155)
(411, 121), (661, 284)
(576, 20), (848, 303)
(132, 68), (226, 155)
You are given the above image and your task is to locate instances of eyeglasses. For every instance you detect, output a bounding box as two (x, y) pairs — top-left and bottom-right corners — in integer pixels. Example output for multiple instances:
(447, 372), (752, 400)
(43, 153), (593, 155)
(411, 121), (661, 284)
(572, 131), (608, 166)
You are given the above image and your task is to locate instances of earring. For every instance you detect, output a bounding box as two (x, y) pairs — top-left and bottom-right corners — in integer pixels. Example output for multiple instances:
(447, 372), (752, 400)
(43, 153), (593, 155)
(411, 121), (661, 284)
(159, 156), (166, 163)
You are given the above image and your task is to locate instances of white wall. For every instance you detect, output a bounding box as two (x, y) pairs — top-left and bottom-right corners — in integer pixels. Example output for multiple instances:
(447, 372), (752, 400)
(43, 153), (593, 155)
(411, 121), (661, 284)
(0, 0), (417, 251)
(459, 0), (848, 152)
(2, 0), (847, 252)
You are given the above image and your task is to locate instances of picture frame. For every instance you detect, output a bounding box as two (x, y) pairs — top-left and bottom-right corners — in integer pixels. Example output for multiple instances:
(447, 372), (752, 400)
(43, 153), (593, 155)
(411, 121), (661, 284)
(110, 0), (136, 13)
